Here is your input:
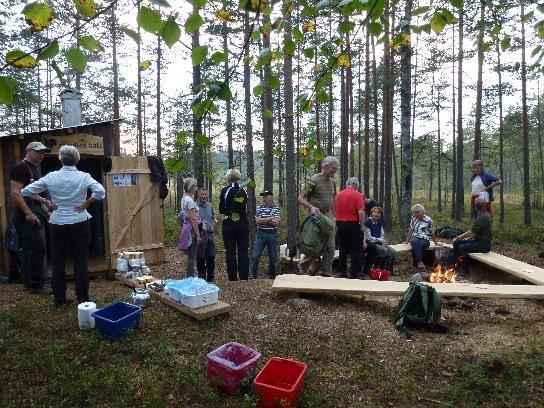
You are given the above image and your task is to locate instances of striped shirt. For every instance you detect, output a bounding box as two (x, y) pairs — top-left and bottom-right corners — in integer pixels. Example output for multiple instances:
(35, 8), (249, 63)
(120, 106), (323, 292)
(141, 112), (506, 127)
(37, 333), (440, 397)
(410, 215), (434, 241)
(256, 204), (280, 231)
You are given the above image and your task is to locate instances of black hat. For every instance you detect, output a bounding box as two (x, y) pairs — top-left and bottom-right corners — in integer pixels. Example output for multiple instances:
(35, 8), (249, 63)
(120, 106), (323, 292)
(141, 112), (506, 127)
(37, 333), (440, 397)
(260, 190), (273, 196)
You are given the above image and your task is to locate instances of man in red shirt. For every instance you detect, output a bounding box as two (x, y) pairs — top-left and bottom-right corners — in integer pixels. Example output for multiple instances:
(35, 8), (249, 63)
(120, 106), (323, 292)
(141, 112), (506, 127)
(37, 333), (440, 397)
(334, 177), (367, 279)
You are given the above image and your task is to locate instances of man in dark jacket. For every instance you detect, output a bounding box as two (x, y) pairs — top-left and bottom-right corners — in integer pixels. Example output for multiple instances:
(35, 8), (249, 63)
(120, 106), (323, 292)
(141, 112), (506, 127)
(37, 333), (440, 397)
(10, 142), (55, 294)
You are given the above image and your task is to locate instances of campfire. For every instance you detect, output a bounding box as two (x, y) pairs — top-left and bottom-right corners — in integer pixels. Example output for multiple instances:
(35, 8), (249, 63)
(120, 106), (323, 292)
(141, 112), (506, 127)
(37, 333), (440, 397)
(429, 264), (457, 283)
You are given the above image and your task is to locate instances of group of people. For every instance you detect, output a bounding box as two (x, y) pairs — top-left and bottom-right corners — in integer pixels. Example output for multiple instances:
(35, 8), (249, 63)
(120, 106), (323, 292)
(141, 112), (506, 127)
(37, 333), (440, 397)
(179, 157), (500, 281)
(297, 156), (396, 279)
(178, 169), (281, 282)
(10, 142), (105, 306)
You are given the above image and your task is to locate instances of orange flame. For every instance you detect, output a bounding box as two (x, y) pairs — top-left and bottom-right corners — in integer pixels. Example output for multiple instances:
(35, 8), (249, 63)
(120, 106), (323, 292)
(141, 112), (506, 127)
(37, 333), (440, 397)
(429, 264), (457, 283)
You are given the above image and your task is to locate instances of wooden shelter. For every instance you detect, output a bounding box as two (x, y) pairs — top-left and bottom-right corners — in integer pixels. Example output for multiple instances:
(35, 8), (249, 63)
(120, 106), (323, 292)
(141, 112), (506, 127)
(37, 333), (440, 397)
(0, 120), (165, 277)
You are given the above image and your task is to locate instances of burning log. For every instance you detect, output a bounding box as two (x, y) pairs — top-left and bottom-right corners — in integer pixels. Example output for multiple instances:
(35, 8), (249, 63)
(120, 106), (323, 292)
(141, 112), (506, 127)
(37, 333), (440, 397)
(429, 264), (457, 283)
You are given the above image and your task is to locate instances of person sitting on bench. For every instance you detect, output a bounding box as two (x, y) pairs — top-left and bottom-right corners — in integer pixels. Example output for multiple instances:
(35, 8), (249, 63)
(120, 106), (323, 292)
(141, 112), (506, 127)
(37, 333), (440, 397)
(449, 197), (492, 277)
(364, 206), (397, 275)
(404, 204), (437, 272)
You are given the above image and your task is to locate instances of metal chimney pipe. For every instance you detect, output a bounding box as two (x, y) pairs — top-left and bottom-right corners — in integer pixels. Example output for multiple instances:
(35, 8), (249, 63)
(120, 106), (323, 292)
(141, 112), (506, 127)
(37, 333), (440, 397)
(59, 88), (82, 127)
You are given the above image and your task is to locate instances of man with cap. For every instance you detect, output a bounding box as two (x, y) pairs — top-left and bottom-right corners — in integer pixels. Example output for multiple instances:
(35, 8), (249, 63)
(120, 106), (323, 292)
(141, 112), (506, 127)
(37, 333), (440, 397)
(251, 190), (281, 279)
(10, 141), (56, 294)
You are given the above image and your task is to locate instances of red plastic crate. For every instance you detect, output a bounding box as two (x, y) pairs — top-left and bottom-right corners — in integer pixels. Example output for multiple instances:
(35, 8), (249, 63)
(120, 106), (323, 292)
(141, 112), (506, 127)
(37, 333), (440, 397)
(253, 357), (308, 408)
(370, 268), (390, 281)
(207, 342), (262, 394)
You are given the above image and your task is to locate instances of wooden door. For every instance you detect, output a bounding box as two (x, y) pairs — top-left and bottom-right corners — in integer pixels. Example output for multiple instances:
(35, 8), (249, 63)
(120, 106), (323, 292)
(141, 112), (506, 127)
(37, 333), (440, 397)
(105, 157), (165, 268)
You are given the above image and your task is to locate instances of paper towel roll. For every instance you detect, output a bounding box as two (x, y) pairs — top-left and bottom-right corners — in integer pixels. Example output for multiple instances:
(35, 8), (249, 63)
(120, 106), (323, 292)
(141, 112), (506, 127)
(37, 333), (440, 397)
(78, 302), (97, 330)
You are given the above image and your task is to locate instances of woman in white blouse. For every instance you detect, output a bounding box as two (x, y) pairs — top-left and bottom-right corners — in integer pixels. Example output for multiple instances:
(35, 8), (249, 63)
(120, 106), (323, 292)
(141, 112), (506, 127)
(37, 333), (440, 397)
(22, 145), (105, 307)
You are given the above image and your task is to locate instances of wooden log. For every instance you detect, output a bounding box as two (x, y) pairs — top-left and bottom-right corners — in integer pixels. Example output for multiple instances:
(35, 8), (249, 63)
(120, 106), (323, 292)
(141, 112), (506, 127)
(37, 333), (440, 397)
(115, 273), (230, 320)
(271, 274), (544, 299)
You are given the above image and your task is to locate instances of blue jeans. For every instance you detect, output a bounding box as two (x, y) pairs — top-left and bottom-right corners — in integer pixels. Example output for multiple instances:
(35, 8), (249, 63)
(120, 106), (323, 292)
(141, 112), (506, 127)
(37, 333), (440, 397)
(410, 237), (430, 265)
(452, 239), (491, 268)
(251, 229), (278, 279)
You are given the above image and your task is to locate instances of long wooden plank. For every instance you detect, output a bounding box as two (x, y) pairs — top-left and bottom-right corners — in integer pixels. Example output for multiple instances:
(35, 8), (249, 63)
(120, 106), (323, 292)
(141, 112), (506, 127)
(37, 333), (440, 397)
(271, 274), (544, 299)
(466, 252), (544, 286)
(115, 273), (230, 320)
(393, 242), (544, 286)
(389, 241), (447, 253)
(281, 249), (340, 263)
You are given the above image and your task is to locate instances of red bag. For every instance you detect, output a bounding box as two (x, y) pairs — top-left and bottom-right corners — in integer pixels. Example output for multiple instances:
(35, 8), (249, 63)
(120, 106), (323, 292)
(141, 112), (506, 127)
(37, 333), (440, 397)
(370, 268), (390, 281)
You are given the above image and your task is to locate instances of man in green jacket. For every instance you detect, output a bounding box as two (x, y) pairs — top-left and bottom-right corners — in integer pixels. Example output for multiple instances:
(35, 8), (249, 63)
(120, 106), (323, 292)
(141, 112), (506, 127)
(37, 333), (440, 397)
(450, 197), (492, 277)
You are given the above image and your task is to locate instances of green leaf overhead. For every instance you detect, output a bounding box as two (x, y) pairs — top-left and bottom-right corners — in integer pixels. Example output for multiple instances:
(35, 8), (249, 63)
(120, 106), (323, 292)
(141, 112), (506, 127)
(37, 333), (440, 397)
(293, 27), (305, 43)
(449, 0), (462, 8)
(238, 178), (256, 188)
(160, 16), (181, 47)
(0, 76), (17, 105)
(73, 0), (96, 17)
(189, 0), (208, 7)
(22, 2), (54, 32)
(191, 45), (208, 65)
(195, 133), (211, 148)
(37, 41), (59, 61)
(164, 157), (185, 173)
(149, 0), (171, 7)
(121, 28), (141, 43)
(367, 21), (382, 36)
(65, 47), (87, 73)
(500, 37), (511, 52)
(263, 109), (273, 118)
(185, 13), (204, 33)
(6, 50), (39, 68)
(253, 83), (264, 96)
(78, 35), (103, 53)
(211, 51), (227, 65)
(137, 6), (162, 33)
(268, 75), (280, 89)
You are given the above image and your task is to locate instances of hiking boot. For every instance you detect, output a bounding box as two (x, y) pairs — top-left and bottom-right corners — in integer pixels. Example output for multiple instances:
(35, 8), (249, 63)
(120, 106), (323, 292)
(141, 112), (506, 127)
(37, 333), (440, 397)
(54, 299), (74, 308)
(29, 285), (53, 295)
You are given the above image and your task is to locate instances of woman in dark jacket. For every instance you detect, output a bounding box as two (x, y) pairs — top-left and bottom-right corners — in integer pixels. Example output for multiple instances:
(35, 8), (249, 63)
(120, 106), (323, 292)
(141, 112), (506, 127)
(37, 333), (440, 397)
(219, 169), (249, 281)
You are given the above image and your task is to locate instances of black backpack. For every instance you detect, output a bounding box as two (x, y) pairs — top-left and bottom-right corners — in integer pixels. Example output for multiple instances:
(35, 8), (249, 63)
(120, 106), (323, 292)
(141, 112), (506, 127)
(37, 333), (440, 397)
(393, 281), (448, 340)
(435, 226), (464, 239)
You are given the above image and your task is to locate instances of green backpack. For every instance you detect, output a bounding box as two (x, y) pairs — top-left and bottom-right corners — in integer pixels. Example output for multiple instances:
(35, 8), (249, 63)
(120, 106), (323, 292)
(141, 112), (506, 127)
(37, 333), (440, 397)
(297, 213), (335, 258)
(393, 281), (448, 340)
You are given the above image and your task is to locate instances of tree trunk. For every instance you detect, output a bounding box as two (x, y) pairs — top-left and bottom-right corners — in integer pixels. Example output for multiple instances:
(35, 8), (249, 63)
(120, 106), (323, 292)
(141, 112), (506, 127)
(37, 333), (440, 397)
(111, 5), (120, 155)
(382, 1), (393, 230)
(192, 3), (204, 185)
(437, 85), (442, 212)
(283, 7), (298, 253)
(156, 35), (162, 157)
(340, 63), (348, 186)
(347, 30), (354, 178)
(277, 66), (284, 206)
(538, 80), (544, 213)
(372, 36), (379, 199)
(495, 40), (505, 224)
(363, 28), (371, 196)
(244, 12), (256, 246)
(137, 0), (143, 155)
(327, 17), (333, 156)
(454, 6), (464, 220)
(473, 0), (485, 161)
(399, 0), (412, 237)
(223, 21), (234, 168)
(451, 24), (457, 219)
(521, 1), (531, 225)
(262, 14), (274, 192)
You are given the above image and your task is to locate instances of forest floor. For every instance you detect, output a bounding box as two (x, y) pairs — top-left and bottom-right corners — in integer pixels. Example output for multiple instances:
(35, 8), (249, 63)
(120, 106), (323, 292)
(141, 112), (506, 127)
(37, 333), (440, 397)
(1, 243), (544, 407)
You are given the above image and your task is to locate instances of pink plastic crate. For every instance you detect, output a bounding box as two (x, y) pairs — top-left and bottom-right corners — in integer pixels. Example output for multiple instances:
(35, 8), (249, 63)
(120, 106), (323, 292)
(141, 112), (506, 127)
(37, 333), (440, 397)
(253, 357), (308, 408)
(207, 342), (262, 394)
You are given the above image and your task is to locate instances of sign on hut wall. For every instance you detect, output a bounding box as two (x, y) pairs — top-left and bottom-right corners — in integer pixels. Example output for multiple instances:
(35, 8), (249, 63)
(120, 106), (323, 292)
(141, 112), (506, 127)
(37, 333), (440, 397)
(41, 133), (104, 156)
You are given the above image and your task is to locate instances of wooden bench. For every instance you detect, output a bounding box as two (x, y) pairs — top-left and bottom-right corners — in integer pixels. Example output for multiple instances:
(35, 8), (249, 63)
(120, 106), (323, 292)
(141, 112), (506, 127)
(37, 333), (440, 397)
(391, 242), (544, 286)
(115, 273), (231, 320)
(272, 274), (544, 299)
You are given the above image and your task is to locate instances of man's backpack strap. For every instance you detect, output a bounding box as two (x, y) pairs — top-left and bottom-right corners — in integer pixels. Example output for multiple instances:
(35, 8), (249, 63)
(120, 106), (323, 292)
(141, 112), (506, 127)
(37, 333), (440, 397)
(431, 287), (442, 324)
